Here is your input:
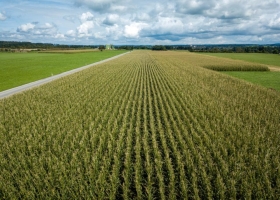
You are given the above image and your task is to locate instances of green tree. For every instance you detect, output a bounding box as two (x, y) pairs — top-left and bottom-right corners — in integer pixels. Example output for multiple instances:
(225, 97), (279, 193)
(152, 45), (167, 51)
(99, 45), (105, 51)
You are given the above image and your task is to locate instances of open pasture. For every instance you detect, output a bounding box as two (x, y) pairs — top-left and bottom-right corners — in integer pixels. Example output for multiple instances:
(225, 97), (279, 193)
(0, 50), (127, 91)
(0, 51), (279, 199)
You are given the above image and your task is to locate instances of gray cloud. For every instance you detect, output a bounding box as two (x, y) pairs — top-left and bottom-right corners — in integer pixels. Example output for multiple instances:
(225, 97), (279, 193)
(103, 14), (119, 26)
(74, 0), (129, 13)
(175, 0), (280, 22)
(265, 14), (280, 30)
(175, 0), (215, 15)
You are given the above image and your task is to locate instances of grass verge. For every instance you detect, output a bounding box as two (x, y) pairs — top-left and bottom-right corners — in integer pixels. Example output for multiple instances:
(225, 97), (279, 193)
(223, 71), (280, 91)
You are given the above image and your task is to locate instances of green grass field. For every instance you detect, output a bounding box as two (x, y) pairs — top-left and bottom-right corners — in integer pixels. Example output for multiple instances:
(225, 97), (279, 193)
(0, 50), (127, 91)
(198, 53), (280, 67)
(222, 71), (280, 91)
(1, 51), (279, 199)
(197, 53), (280, 91)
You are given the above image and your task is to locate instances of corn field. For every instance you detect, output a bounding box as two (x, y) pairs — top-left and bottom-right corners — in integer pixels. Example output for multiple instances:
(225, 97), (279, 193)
(0, 51), (279, 199)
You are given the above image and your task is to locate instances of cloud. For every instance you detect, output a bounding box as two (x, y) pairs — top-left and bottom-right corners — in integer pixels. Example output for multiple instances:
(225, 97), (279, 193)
(80, 12), (94, 22)
(133, 13), (151, 22)
(17, 23), (36, 32)
(175, 0), (280, 22)
(140, 16), (193, 41)
(0, 12), (7, 21)
(76, 12), (95, 37)
(16, 22), (64, 41)
(266, 14), (280, 30)
(124, 22), (148, 38)
(105, 24), (121, 39)
(63, 15), (78, 23)
(154, 17), (185, 34)
(176, 0), (214, 15)
(103, 14), (119, 26)
(77, 21), (94, 37)
(66, 30), (76, 37)
(40, 23), (54, 29)
(2, 0), (280, 44)
(74, 0), (128, 13)
(54, 33), (65, 39)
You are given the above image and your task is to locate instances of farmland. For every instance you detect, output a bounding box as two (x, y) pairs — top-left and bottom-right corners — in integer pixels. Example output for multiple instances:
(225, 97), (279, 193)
(197, 53), (280, 67)
(223, 71), (280, 91)
(197, 52), (280, 91)
(0, 50), (127, 91)
(0, 51), (280, 199)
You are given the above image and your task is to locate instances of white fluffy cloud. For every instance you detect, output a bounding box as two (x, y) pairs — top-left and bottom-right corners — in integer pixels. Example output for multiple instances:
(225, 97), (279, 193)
(0, 12), (7, 21)
(124, 22), (148, 38)
(77, 21), (94, 36)
(76, 12), (95, 37)
(18, 22), (58, 36)
(54, 33), (65, 39)
(17, 23), (36, 32)
(80, 12), (94, 22)
(66, 30), (76, 37)
(15, 22), (66, 42)
(1, 0), (280, 44)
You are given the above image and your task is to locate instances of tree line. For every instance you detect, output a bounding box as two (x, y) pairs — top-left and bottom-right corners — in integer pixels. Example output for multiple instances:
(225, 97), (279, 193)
(1, 41), (280, 54)
(0, 41), (98, 51)
(150, 44), (280, 54)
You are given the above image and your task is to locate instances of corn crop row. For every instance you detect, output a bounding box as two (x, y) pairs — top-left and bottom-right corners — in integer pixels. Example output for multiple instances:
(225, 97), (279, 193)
(0, 51), (279, 199)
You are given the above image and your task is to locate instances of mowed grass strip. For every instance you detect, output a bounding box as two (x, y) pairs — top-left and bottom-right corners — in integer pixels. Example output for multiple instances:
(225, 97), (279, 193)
(0, 50), (127, 91)
(222, 71), (280, 91)
(197, 52), (280, 67)
(0, 51), (279, 199)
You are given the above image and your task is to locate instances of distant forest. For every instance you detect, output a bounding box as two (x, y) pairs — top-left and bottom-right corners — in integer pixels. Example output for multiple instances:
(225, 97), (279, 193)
(150, 44), (280, 54)
(1, 41), (280, 54)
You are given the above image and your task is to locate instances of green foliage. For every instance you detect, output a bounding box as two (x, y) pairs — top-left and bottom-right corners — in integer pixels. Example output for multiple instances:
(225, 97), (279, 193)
(203, 65), (269, 71)
(0, 50), (127, 91)
(0, 51), (279, 199)
(0, 40), (98, 49)
(191, 45), (280, 53)
(117, 46), (134, 50)
(98, 45), (105, 51)
(152, 45), (167, 51)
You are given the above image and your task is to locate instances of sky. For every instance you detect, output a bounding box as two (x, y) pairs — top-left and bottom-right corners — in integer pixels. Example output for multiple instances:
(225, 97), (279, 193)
(0, 0), (280, 45)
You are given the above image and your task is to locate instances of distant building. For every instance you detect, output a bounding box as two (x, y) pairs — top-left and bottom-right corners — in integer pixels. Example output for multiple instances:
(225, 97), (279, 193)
(106, 44), (114, 50)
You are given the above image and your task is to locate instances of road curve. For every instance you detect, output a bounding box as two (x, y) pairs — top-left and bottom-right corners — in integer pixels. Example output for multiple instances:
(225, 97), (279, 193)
(0, 51), (131, 99)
